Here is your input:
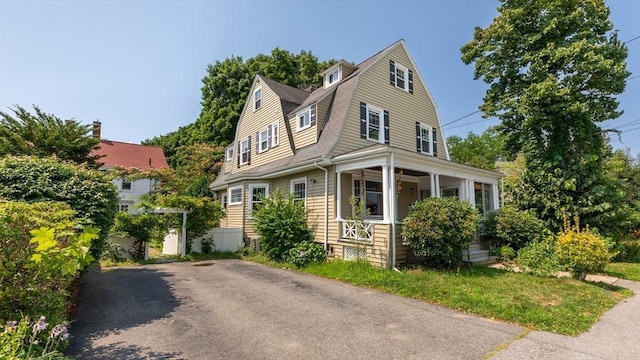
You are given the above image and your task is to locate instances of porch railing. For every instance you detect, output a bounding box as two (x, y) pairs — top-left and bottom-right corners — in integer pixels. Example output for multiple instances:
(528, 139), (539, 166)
(341, 220), (373, 242)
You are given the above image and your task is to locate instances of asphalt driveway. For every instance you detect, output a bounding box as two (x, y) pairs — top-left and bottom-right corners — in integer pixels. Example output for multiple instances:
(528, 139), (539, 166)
(67, 259), (525, 359)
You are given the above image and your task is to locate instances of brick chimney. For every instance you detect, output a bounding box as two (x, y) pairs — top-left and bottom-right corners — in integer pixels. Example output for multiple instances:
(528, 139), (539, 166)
(92, 120), (101, 139)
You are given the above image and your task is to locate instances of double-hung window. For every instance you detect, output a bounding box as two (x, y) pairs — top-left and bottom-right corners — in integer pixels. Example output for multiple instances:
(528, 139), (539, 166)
(240, 138), (250, 165)
(249, 184), (268, 216)
(389, 60), (413, 93)
(415, 122), (437, 156)
(259, 128), (269, 153)
(229, 186), (242, 205)
(359, 102), (389, 144)
(220, 192), (228, 208)
(254, 88), (262, 110)
(225, 147), (233, 162)
(121, 178), (132, 191)
(328, 69), (339, 85)
(291, 177), (307, 205)
(296, 104), (316, 131)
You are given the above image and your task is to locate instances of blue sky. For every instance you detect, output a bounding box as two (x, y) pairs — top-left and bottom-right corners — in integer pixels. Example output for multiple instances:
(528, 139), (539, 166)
(1, 0), (638, 157)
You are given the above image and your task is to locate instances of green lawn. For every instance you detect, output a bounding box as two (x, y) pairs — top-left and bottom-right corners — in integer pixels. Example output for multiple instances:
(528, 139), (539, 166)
(604, 262), (640, 281)
(298, 260), (631, 336)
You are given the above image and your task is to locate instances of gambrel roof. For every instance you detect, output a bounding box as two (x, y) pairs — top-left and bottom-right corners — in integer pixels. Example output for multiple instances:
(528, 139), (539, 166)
(211, 39), (460, 189)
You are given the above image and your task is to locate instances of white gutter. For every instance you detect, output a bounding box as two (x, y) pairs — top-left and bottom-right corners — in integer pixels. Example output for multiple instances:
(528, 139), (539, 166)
(313, 161), (329, 251)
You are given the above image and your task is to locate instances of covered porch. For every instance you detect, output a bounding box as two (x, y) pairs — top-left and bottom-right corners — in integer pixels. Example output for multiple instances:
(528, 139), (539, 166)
(332, 149), (501, 268)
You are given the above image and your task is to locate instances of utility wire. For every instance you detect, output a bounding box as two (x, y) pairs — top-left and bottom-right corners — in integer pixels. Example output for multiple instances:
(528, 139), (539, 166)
(625, 35), (640, 44)
(441, 110), (481, 127)
(444, 118), (490, 130)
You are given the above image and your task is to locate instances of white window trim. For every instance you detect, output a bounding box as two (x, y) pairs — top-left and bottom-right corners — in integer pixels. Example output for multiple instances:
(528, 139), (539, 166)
(253, 87), (262, 111)
(272, 121), (279, 146)
(258, 128), (269, 153)
(225, 147), (233, 161)
(394, 62), (409, 92)
(328, 68), (340, 85)
(120, 178), (133, 192)
(290, 177), (307, 205)
(366, 104), (384, 144)
(296, 107), (312, 132)
(352, 175), (384, 220)
(229, 186), (243, 205)
(240, 138), (250, 165)
(418, 122), (433, 155)
(248, 183), (269, 217)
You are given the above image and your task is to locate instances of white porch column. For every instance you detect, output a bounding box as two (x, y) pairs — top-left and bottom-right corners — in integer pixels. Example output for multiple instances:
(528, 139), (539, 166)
(430, 173), (436, 197)
(492, 183), (500, 210)
(459, 179), (466, 201)
(382, 164), (390, 223)
(336, 172), (342, 220)
(467, 180), (476, 208)
(434, 174), (441, 197)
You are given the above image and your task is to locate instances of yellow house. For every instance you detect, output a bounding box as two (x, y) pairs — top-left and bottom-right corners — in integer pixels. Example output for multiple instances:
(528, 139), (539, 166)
(210, 40), (501, 268)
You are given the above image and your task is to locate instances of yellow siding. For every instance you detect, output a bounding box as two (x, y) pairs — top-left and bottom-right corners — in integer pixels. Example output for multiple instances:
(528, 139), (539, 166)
(234, 81), (294, 174)
(225, 183), (245, 229)
(397, 181), (418, 220)
(331, 44), (445, 160)
(316, 95), (332, 133)
(289, 109), (318, 150)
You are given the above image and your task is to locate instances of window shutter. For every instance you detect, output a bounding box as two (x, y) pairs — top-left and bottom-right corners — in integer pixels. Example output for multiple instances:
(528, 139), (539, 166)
(389, 60), (396, 86)
(360, 102), (367, 139)
(432, 128), (438, 157)
(255, 132), (259, 153)
(310, 104), (317, 126)
(267, 125), (272, 149)
(408, 70), (414, 94)
(237, 142), (241, 168)
(383, 110), (390, 145)
(415, 122), (421, 153)
(248, 136), (252, 165)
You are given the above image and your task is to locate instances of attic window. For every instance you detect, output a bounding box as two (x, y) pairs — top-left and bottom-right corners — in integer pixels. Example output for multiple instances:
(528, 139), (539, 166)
(121, 178), (132, 191)
(389, 60), (413, 93)
(254, 88), (262, 110)
(328, 69), (340, 85)
(225, 147), (233, 161)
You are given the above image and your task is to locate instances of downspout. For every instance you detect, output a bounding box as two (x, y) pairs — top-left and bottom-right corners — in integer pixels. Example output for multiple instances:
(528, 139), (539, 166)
(390, 153), (400, 272)
(314, 161), (329, 251)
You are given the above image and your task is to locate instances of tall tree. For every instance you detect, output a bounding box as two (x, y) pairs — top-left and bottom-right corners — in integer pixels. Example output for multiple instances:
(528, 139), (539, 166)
(461, 0), (630, 232)
(144, 48), (335, 167)
(447, 126), (507, 170)
(0, 105), (101, 167)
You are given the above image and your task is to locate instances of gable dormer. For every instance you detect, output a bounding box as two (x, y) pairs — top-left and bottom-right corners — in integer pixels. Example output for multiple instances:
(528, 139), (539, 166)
(322, 60), (356, 89)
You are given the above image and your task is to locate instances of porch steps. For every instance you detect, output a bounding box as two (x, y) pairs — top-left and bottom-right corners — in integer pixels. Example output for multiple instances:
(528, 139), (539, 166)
(463, 242), (493, 264)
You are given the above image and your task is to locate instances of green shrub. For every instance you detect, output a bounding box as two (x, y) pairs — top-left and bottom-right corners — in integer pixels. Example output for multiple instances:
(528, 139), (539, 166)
(556, 223), (611, 280)
(111, 212), (166, 259)
(0, 200), (95, 328)
(402, 197), (480, 268)
(0, 156), (118, 259)
(481, 205), (545, 250)
(288, 241), (326, 268)
(612, 238), (640, 262)
(253, 189), (311, 261)
(516, 235), (561, 277)
(495, 245), (516, 262)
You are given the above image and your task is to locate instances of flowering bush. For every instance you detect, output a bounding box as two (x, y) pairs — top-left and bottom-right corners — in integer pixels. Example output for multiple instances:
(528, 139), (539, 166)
(556, 220), (611, 280)
(0, 315), (72, 359)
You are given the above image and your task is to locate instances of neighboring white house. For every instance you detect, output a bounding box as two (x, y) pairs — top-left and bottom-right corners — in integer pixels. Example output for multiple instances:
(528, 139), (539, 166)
(90, 121), (169, 211)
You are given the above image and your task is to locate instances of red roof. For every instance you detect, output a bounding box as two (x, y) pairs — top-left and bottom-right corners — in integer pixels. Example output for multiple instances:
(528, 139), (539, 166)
(93, 140), (169, 169)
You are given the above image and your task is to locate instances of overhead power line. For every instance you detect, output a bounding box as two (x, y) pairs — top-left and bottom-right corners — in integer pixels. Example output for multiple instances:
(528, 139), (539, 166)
(625, 35), (640, 44)
(442, 110), (481, 127)
(444, 119), (489, 130)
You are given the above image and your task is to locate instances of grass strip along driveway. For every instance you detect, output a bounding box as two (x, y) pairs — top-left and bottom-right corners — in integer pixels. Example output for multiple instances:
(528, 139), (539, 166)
(604, 262), (640, 281)
(297, 260), (631, 336)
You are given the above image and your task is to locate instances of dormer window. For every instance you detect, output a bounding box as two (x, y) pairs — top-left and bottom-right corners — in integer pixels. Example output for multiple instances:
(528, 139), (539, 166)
(296, 104), (317, 132)
(328, 69), (340, 85)
(254, 88), (262, 110)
